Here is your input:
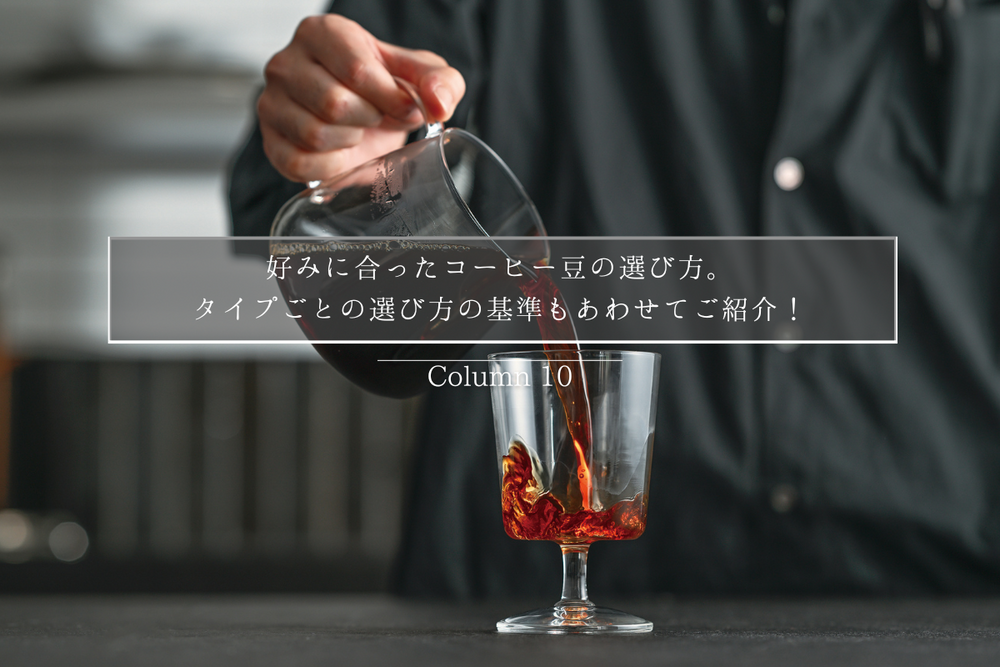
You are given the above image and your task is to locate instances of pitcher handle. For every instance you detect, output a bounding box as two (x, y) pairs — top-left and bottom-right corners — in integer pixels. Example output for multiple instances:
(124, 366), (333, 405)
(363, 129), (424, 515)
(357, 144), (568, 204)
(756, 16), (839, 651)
(393, 76), (444, 139)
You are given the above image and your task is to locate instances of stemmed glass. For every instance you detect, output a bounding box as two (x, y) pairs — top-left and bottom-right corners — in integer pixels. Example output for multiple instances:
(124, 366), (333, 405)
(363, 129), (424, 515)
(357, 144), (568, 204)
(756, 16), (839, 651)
(487, 349), (660, 634)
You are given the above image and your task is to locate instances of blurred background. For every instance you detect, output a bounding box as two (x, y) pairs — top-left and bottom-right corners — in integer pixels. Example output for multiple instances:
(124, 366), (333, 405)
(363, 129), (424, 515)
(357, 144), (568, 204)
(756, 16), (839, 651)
(0, 0), (422, 592)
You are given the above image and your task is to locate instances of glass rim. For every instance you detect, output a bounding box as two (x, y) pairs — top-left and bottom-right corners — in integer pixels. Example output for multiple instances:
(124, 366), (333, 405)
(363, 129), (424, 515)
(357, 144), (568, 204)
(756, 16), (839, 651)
(486, 349), (661, 362)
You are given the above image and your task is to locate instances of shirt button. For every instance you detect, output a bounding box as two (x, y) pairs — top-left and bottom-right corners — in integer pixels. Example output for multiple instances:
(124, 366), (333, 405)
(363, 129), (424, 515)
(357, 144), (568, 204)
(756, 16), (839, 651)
(770, 484), (799, 513)
(774, 157), (804, 191)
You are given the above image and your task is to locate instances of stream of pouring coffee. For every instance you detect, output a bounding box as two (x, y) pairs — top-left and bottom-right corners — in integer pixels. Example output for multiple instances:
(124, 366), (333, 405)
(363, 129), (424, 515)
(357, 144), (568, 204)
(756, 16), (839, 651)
(518, 271), (594, 511)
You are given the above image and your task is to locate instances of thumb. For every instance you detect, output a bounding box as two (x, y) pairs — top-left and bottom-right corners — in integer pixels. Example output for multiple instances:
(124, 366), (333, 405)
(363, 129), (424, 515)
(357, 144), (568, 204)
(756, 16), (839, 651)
(377, 41), (466, 123)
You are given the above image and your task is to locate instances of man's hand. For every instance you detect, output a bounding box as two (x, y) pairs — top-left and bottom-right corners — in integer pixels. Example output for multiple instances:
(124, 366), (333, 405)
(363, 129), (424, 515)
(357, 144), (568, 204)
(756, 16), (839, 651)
(258, 14), (466, 184)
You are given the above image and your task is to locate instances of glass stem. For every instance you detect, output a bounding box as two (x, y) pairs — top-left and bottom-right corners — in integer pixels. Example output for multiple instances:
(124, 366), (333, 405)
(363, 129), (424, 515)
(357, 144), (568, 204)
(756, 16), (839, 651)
(559, 546), (590, 604)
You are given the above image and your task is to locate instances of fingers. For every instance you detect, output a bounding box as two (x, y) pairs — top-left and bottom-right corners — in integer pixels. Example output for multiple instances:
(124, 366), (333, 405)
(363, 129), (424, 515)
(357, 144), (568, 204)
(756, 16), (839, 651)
(257, 13), (468, 182)
(378, 42), (467, 122)
(283, 58), (385, 129)
(300, 15), (466, 122)
(297, 15), (417, 121)
(258, 87), (364, 154)
(260, 120), (410, 184)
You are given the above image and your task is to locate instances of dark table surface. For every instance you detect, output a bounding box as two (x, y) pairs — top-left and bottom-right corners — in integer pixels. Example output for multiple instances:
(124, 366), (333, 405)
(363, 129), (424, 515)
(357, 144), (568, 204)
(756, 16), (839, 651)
(2, 594), (999, 666)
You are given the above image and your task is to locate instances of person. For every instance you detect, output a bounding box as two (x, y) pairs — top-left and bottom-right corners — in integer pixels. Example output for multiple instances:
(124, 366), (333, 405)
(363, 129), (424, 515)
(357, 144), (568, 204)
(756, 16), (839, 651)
(230, 0), (1000, 598)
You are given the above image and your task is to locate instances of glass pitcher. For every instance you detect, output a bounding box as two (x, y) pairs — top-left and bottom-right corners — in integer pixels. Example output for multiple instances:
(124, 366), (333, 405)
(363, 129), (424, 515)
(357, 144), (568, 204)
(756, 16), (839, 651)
(270, 79), (548, 398)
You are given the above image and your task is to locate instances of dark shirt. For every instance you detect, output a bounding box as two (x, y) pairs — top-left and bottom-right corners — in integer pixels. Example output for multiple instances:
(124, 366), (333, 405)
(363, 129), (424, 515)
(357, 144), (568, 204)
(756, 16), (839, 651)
(229, 0), (1000, 597)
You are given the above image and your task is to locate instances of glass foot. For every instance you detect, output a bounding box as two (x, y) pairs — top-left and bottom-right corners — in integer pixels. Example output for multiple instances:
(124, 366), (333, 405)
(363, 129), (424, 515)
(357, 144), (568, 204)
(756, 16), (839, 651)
(496, 601), (653, 634)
